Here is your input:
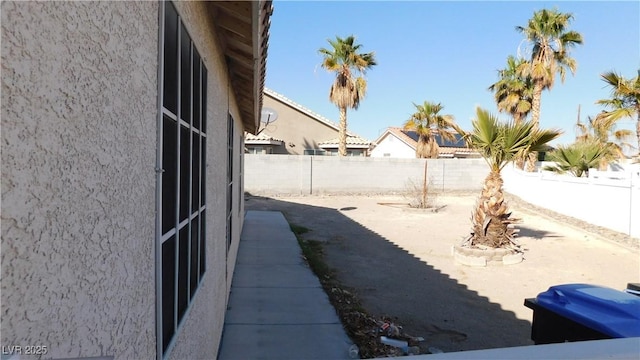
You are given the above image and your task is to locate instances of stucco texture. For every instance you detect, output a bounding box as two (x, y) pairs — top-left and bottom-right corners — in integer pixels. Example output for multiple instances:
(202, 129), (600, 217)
(2, 1), (157, 358)
(259, 93), (342, 155)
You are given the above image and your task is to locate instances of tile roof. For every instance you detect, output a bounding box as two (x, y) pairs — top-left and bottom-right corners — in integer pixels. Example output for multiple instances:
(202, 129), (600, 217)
(374, 127), (479, 156)
(317, 136), (371, 148)
(244, 132), (283, 143)
(376, 127), (469, 148)
(381, 127), (419, 150)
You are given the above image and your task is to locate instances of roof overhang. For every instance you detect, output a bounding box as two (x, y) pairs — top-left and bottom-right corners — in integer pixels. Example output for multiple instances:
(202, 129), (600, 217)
(208, 1), (272, 134)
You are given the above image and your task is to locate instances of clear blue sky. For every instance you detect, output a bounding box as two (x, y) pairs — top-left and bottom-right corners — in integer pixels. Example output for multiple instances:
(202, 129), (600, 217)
(264, 0), (639, 146)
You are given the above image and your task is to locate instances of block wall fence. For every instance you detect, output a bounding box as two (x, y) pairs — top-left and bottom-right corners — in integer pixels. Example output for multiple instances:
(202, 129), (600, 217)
(244, 155), (639, 238)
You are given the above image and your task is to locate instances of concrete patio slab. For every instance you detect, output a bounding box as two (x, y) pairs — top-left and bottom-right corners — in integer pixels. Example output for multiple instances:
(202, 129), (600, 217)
(218, 210), (353, 360)
(219, 324), (353, 360)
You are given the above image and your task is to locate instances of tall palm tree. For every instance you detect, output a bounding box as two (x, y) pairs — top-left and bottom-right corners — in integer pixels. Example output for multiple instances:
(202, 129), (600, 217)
(459, 108), (561, 249)
(488, 55), (533, 124)
(319, 35), (376, 156)
(403, 101), (458, 158)
(596, 70), (640, 158)
(516, 8), (583, 170)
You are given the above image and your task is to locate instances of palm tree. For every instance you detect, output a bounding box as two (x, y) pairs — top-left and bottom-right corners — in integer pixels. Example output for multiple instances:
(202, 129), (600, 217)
(489, 55), (534, 169)
(319, 35), (376, 156)
(516, 8), (583, 170)
(543, 140), (607, 177)
(459, 108), (561, 249)
(488, 55), (533, 124)
(596, 70), (640, 158)
(403, 101), (458, 158)
(576, 112), (634, 168)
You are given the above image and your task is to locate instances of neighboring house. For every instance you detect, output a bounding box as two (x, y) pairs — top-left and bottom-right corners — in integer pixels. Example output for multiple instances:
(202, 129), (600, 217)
(244, 88), (371, 155)
(318, 136), (371, 156)
(1, 1), (271, 359)
(244, 132), (283, 154)
(371, 127), (479, 158)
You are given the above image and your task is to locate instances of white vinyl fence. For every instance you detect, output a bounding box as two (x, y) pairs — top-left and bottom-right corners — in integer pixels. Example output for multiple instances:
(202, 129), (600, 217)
(502, 165), (640, 238)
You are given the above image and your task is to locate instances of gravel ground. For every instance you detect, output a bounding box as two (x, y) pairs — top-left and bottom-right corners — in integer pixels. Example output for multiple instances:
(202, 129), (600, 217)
(245, 192), (639, 356)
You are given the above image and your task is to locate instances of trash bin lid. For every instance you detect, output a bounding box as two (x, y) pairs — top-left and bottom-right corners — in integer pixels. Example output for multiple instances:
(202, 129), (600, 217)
(534, 284), (640, 338)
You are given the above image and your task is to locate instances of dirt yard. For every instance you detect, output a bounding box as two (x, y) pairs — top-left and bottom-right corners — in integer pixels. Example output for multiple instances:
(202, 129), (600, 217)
(245, 193), (639, 355)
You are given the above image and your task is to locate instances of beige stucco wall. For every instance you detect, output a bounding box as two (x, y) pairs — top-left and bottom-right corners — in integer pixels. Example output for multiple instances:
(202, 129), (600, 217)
(1, 1), (245, 359)
(260, 94), (340, 154)
(1, 1), (157, 358)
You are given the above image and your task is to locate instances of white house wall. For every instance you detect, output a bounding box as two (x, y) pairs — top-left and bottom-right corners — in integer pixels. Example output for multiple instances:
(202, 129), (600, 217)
(1, 1), (246, 359)
(370, 134), (416, 158)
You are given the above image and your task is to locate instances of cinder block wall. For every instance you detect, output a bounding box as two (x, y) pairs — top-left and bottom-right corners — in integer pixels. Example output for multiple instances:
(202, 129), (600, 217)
(244, 155), (489, 195)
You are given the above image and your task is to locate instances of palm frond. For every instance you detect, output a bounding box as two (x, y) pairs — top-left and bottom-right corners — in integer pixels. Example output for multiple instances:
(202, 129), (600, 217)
(545, 140), (607, 177)
(468, 107), (560, 171)
(320, 35), (376, 112)
(405, 101), (459, 158)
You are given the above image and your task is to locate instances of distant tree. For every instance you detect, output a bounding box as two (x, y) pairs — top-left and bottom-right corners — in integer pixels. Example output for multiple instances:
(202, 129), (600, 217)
(403, 101), (458, 158)
(516, 8), (583, 170)
(489, 55), (535, 169)
(488, 55), (533, 124)
(596, 70), (640, 158)
(319, 35), (376, 156)
(576, 113), (634, 168)
(543, 140), (608, 177)
(460, 108), (561, 249)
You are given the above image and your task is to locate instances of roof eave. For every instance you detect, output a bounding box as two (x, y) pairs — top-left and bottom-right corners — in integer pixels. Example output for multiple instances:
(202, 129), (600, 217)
(209, 1), (272, 134)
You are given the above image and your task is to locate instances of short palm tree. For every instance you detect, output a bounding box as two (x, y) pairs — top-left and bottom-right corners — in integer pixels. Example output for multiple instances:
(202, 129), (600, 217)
(403, 101), (458, 158)
(460, 108), (561, 249)
(516, 8), (583, 170)
(596, 70), (640, 158)
(319, 35), (376, 156)
(543, 140), (607, 177)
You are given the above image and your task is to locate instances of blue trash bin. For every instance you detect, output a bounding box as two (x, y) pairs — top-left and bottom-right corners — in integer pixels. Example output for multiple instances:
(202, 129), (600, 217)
(524, 283), (640, 344)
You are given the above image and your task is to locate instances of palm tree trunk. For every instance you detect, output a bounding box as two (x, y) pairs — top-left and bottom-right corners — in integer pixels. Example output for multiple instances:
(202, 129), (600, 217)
(513, 113), (525, 169)
(526, 80), (544, 171)
(513, 112), (523, 124)
(470, 169), (515, 248)
(636, 104), (640, 158)
(422, 135), (438, 159)
(339, 106), (347, 156)
(416, 134), (427, 158)
(530, 81), (543, 127)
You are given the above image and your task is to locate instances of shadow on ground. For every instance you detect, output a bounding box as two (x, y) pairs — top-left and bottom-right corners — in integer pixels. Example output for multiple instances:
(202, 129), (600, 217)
(245, 195), (534, 354)
(517, 226), (560, 240)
